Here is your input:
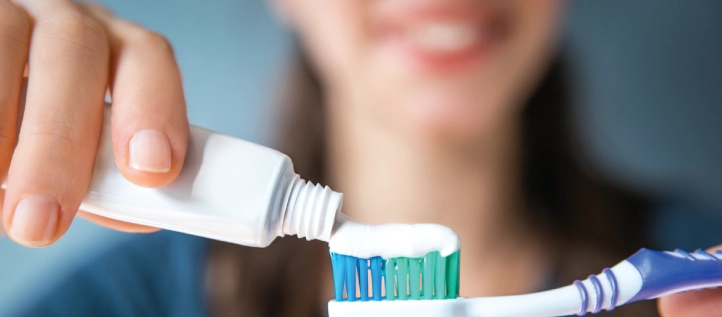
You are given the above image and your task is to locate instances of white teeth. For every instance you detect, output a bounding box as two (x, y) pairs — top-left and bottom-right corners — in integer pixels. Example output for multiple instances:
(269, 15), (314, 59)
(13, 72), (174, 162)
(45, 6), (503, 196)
(407, 23), (480, 52)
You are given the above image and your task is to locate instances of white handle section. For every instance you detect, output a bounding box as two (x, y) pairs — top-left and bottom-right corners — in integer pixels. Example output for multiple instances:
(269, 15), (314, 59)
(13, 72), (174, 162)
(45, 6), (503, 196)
(464, 286), (580, 317)
(594, 261), (644, 309)
(329, 287), (579, 317)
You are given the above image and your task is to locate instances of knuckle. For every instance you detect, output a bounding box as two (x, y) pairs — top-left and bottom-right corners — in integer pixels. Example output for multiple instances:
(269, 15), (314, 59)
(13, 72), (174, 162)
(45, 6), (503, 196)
(79, 2), (112, 17)
(0, 1), (29, 28)
(22, 116), (79, 149)
(37, 12), (108, 56)
(0, 1), (31, 40)
(24, 129), (76, 152)
(130, 29), (174, 54)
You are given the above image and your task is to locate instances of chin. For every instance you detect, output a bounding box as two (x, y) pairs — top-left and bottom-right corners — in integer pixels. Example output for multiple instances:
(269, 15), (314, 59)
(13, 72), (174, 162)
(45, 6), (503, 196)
(396, 95), (505, 145)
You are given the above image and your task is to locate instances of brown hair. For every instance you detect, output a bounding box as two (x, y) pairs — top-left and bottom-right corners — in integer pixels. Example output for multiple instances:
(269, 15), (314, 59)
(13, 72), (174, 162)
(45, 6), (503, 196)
(205, 50), (659, 316)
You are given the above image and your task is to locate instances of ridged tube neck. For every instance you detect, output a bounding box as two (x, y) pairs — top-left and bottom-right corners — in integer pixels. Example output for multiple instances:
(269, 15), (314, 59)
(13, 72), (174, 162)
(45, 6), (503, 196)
(281, 175), (343, 242)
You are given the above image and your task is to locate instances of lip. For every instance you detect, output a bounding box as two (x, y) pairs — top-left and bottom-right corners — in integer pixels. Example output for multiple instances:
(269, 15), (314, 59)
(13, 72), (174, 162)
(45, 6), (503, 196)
(375, 3), (507, 71)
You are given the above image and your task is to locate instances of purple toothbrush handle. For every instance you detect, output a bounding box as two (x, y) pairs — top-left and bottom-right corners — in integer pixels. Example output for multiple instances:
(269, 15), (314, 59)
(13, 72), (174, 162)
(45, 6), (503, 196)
(626, 248), (722, 303)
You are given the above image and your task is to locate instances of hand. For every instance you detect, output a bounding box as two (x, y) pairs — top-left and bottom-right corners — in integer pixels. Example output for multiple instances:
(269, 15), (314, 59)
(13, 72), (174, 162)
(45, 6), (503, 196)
(1, 0), (189, 247)
(658, 245), (722, 317)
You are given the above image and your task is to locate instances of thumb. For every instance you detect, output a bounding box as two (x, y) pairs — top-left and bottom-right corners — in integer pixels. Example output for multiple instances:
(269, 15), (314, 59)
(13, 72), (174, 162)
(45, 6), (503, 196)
(658, 245), (722, 317)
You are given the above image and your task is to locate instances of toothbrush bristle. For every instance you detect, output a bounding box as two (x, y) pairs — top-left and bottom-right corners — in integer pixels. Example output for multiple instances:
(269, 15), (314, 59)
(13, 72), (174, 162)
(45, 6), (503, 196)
(330, 251), (460, 302)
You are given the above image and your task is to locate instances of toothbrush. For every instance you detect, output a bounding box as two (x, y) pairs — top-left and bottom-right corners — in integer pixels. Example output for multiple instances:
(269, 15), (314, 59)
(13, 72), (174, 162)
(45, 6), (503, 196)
(328, 248), (722, 317)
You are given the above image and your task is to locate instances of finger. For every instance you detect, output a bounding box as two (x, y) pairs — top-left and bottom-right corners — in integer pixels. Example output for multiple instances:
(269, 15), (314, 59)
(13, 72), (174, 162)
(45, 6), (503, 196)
(658, 245), (722, 317)
(81, 4), (189, 188)
(17, 80), (153, 234)
(77, 211), (159, 233)
(3, 0), (109, 247)
(74, 4), (185, 232)
(0, 0), (30, 184)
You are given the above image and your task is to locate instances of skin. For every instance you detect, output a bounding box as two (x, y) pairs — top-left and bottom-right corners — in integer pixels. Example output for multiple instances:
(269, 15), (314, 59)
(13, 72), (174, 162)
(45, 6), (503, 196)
(0, 0), (188, 246)
(0, 0), (715, 314)
(657, 246), (722, 316)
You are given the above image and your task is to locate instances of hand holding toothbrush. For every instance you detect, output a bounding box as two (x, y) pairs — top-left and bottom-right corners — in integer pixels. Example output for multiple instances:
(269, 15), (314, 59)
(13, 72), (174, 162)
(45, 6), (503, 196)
(657, 245), (722, 317)
(0, 1), (189, 247)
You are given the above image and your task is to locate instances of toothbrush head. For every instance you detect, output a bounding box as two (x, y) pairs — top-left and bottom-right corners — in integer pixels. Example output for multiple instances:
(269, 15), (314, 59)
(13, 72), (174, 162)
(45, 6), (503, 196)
(330, 250), (460, 302)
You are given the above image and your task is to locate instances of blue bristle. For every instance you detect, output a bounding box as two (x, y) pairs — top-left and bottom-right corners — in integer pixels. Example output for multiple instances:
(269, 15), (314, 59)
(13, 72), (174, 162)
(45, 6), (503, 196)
(370, 257), (383, 300)
(332, 253), (346, 300)
(345, 255), (357, 301)
(330, 253), (381, 301)
(358, 258), (369, 301)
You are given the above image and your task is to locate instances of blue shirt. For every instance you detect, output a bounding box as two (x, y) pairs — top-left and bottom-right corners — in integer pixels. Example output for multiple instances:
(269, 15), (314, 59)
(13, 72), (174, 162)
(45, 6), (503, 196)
(14, 231), (209, 317)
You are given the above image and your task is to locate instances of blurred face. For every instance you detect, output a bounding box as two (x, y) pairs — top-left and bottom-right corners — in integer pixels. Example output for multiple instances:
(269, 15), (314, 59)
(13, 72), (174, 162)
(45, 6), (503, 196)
(277, 0), (565, 142)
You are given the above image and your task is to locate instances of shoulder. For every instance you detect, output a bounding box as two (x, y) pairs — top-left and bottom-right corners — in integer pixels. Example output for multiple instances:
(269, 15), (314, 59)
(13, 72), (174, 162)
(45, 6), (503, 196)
(14, 231), (209, 317)
(650, 199), (722, 250)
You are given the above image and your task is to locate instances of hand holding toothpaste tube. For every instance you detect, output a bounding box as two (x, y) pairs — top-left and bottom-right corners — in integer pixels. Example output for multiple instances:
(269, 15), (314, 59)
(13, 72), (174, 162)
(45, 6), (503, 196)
(0, 1), (189, 247)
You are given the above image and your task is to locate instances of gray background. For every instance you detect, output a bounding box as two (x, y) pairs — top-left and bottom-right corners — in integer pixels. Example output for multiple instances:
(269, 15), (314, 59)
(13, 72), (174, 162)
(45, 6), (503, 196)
(1, 1), (720, 314)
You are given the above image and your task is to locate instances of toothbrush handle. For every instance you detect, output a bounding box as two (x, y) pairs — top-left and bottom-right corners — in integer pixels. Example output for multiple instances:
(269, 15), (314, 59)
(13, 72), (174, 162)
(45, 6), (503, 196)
(624, 248), (722, 302)
(573, 248), (722, 316)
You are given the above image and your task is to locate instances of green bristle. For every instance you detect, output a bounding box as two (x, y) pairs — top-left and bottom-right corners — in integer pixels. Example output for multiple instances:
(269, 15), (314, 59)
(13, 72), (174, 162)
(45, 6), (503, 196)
(447, 251), (460, 298)
(409, 258), (422, 299)
(386, 251), (460, 300)
(385, 258), (396, 300)
(423, 252), (435, 299)
(435, 252), (446, 299)
(397, 258), (408, 300)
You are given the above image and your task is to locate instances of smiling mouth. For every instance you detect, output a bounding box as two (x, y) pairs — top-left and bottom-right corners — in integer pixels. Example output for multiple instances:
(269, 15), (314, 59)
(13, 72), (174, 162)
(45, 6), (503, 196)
(378, 4), (508, 70)
(405, 22), (485, 54)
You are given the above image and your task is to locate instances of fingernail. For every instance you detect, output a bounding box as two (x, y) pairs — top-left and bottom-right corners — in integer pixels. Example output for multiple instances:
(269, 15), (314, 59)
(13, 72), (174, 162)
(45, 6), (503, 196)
(10, 196), (59, 247)
(129, 129), (171, 173)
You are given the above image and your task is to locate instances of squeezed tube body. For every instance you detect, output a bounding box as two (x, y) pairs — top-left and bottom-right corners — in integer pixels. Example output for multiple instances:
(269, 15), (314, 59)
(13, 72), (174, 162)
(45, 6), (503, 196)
(80, 109), (342, 247)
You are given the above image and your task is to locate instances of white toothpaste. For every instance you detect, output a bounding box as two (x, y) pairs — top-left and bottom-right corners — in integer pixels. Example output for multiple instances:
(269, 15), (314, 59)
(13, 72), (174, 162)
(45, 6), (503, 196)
(329, 213), (461, 259)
